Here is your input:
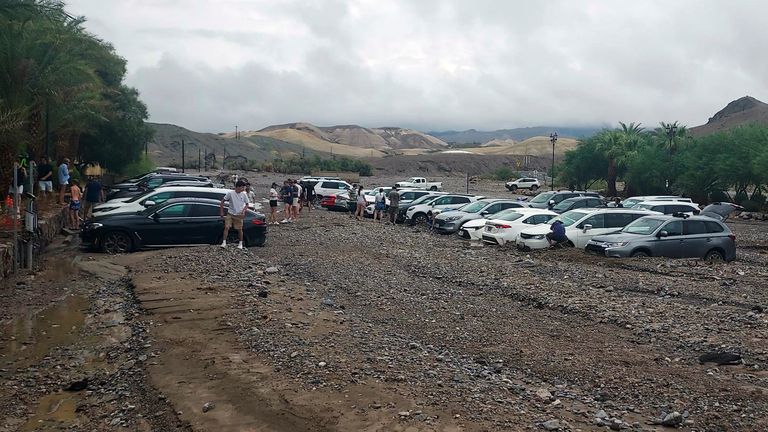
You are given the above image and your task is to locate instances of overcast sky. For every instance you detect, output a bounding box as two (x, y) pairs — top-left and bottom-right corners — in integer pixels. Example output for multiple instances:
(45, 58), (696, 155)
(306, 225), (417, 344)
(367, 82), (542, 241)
(67, 0), (768, 133)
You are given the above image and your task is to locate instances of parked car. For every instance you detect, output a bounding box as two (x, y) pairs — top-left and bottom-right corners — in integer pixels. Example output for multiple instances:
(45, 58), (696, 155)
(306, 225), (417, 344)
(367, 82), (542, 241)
(320, 193), (352, 211)
(394, 192), (447, 223)
(528, 190), (602, 209)
(457, 208), (555, 242)
(106, 173), (210, 200)
(81, 198), (267, 253)
(394, 177), (442, 191)
(505, 177), (540, 191)
(92, 187), (230, 217)
(478, 209), (558, 244)
(314, 180), (352, 198)
(516, 208), (659, 250)
(405, 194), (482, 225)
(551, 196), (607, 214)
(433, 199), (528, 234)
(619, 195), (693, 208)
(586, 214), (736, 261)
(364, 189), (431, 218)
(634, 201), (700, 216)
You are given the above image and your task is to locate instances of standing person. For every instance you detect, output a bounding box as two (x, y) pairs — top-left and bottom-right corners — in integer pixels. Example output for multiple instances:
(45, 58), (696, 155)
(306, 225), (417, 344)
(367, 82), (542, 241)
(82, 176), (104, 219)
(220, 180), (250, 249)
(347, 184), (357, 217)
(292, 180), (302, 220)
(373, 188), (386, 223)
(8, 157), (26, 196)
(280, 180), (293, 224)
(354, 185), (365, 220)
(245, 183), (257, 209)
(387, 186), (400, 224)
(303, 181), (314, 212)
(58, 158), (70, 205)
(613, 197), (623, 208)
(68, 179), (82, 229)
(268, 182), (279, 225)
(37, 156), (53, 198)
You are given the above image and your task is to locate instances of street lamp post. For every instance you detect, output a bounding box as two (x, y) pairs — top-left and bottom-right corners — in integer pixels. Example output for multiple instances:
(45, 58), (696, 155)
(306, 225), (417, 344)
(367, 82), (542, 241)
(550, 132), (558, 190)
(235, 125), (238, 140)
(664, 124), (677, 192)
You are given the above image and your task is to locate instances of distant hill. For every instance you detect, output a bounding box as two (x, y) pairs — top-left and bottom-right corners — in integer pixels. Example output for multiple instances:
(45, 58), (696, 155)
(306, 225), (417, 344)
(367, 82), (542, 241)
(148, 123), (325, 166)
(689, 96), (768, 136)
(429, 126), (600, 145)
(225, 123), (447, 156)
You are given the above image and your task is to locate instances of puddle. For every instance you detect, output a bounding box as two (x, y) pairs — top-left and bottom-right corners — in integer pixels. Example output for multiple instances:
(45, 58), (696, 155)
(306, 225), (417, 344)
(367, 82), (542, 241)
(20, 391), (82, 431)
(0, 295), (89, 368)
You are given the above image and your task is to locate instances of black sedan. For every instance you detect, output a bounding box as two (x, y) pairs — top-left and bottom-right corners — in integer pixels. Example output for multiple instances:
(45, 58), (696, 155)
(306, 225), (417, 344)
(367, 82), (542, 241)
(81, 198), (266, 253)
(106, 174), (210, 200)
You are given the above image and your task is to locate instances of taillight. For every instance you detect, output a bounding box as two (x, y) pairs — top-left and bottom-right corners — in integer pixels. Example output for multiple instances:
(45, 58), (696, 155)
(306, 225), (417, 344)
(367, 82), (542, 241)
(495, 224), (511, 229)
(252, 219), (265, 225)
(728, 234), (736, 241)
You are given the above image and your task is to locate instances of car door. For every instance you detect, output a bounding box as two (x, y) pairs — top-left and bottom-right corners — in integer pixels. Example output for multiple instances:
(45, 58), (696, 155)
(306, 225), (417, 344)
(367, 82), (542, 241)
(653, 220), (683, 258)
(681, 220), (709, 258)
(188, 202), (225, 244)
(143, 203), (193, 245)
(574, 214), (606, 247)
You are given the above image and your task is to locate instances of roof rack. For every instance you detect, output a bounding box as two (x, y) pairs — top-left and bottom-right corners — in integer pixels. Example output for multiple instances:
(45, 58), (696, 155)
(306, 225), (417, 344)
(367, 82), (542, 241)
(671, 212), (690, 218)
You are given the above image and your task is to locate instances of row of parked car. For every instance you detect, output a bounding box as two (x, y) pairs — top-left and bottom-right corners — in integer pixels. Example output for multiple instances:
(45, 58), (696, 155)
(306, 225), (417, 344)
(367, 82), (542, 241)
(322, 187), (741, 262)
(81, 170), (267, 253)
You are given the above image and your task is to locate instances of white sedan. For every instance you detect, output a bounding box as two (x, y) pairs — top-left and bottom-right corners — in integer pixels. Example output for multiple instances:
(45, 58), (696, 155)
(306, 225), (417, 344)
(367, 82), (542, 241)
(465, 208), (557, 244)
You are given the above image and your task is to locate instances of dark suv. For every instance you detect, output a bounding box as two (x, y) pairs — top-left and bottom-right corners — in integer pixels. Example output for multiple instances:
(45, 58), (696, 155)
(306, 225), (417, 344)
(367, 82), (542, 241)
(107, 173), (210, 200)
(551, 196), (607, 213)
(528, 190), (602, 209)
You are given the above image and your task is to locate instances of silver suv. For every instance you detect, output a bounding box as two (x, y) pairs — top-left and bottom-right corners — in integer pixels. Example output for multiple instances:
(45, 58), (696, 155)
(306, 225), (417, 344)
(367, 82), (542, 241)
(586, 215), (736, 262)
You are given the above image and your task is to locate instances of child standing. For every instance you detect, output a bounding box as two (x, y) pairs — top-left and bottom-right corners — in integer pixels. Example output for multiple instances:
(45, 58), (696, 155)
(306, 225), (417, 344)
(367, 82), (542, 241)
(68, 179), (82, 229)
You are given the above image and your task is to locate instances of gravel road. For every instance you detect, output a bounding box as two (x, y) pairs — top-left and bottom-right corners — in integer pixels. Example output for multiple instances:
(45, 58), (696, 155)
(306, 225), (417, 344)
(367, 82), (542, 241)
(1, 183), (767, 431)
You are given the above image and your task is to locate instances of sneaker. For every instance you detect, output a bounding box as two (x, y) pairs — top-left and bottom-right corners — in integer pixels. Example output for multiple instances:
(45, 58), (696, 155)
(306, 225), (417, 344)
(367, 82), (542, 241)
(220, 240), (227, 248)
(280, 219), (289, 223)
(237, 242), (243, 249)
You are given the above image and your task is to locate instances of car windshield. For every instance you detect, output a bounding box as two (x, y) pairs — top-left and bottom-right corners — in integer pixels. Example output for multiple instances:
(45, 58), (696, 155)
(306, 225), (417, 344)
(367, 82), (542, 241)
(622, 198), (643, 208)
(408, 195), (435, 206)
(551, 210), (588, 227)
(530, 192), (555, 204)
(635, 203), (655, 210)
(461, 201), (487, 213)
(621, 217), (665, 234)
(495, 211), (524, 221)
(552, 200), (575, 211)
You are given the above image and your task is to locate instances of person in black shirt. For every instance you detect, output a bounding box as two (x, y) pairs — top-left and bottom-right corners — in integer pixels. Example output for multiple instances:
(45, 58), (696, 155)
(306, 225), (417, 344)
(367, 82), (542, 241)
(83, 176), (104, 219)
(37, 157), (54, 197)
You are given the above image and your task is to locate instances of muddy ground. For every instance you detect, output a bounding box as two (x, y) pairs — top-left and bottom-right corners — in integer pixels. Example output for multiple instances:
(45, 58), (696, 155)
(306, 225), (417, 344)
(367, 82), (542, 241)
(1, 189), (767, 431)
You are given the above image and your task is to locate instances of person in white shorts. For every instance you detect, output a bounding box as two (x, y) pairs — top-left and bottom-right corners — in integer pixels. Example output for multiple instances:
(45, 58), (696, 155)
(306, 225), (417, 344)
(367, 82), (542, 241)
(292, 180), (302, 220)
(220, 180), (250, 249)
(37, 156), (54, 196)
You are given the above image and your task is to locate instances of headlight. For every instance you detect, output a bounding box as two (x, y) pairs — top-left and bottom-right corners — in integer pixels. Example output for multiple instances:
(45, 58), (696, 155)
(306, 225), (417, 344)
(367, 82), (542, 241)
(94, 207), (116, 212)
(444, 215), (462, 222)
(84, 223), (103, 230)
(533, 234), (545, 240)
(604, 241), (629, 248)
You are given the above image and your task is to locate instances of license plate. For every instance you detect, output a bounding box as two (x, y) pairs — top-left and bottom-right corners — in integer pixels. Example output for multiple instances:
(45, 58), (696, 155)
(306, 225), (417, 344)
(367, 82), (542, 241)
(485, 226), (493, 232)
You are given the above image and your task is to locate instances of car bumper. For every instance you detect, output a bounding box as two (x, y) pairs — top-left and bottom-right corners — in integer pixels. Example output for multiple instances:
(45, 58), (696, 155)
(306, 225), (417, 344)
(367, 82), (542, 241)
(433, 221), (459, 233)
(458, 226), (483, 240)
(516, 236), (549, 250)
(481, 233), (506, 245)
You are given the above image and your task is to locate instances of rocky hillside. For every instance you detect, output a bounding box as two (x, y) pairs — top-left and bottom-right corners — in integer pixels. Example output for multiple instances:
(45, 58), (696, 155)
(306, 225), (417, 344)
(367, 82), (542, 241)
(429, 126), (600, 144)
(231, 123), (447, 153)
(689, 96), (768, 136)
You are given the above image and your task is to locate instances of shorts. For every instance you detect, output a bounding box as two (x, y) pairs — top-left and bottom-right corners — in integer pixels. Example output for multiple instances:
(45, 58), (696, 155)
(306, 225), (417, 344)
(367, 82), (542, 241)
(292, 198), (300, 207)
(69, 200), (81, 211)
(39, 181), (53, 192)
(225, 213), (244, 230)
(8, 185), (23, 195)
(388, 206), (398, 215)
(269, 200), (278, 208)
(375, 202), (385, 211)
(284, 198), (292, 205)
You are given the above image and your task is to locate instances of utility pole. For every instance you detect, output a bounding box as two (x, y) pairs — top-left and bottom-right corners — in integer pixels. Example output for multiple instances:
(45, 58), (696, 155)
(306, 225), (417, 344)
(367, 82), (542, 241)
(550, 132), (558, 191)
(181, 139), (185, 173)
(235, 125), (238, 140)
(44, 100), (50, 158)
(198, 147), (201, 172)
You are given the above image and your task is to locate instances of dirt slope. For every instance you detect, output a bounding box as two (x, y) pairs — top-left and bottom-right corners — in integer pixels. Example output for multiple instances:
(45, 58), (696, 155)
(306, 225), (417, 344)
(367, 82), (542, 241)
(689, 96), (768, 137)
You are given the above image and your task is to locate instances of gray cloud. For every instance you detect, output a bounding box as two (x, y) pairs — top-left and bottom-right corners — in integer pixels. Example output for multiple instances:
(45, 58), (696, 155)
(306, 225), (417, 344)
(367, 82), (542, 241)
(67, 0), (768, 132)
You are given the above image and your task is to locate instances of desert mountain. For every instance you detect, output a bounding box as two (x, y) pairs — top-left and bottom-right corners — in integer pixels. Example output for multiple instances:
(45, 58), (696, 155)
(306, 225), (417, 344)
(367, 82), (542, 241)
(148, 123), (325, 166)
(689, 96), (768, 136)
(429, 126), (600, 145)
(226, 123), (447, 156)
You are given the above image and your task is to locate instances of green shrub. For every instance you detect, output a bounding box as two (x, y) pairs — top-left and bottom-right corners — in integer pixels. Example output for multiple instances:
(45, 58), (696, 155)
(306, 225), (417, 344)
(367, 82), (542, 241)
(121, 154), (155, 178)
(489, 167), (517, 181)
(741, 200), (764, 212)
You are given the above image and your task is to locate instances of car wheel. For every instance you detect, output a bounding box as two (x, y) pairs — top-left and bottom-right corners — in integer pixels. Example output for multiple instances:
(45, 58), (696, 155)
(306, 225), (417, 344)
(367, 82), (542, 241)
(630, 250), (650, 258)
(102, 231), (132, 254)
(413, 213), (428, 225)
(509, 185), (518, 192)
(530, 185), (538, 191)
(704, 249), (725, 262)
(430, 186), (438, 191)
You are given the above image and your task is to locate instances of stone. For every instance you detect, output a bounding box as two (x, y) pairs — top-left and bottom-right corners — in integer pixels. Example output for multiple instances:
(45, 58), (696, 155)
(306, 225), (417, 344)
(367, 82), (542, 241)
(535, 388), (552, 400)
(398, 411), (411, 417)
(202, 402), (215, 413)
(595, 409), (608, 419)
(265, 267), (279, 274)
(541, 419), (561, 431)
(661, 411), (683, 427)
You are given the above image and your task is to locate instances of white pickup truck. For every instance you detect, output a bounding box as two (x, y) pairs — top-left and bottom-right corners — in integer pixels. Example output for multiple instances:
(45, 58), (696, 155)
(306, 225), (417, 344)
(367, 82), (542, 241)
(395, 177), (442, 191)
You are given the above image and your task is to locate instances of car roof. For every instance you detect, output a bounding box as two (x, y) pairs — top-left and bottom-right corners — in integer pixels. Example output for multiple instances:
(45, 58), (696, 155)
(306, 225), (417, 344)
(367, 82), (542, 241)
(571, 208), (661, 216)
(500, 208), (556, 214)
(626, 195), (685, 200)
(153, 186), (230, 192)
(640, 214), (725, 222)
(558, 196), (602, 203)
(636, 200), (698, 206)
(157, 197), (222, 205)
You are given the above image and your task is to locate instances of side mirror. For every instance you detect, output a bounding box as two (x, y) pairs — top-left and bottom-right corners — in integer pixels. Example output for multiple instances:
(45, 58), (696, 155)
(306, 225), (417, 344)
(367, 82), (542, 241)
(144, 200), (156, 207)
(549, 200), (555, 205)
(480, 211), (489, 216)
(657, 230), (668, 238)
(583, 224), (592, 232)
(151, 213), (160, 221)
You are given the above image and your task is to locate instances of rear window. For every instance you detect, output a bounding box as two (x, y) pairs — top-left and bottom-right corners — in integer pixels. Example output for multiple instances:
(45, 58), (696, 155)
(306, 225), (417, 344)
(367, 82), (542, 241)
(530, 192), (554, 204)
(684, 220), (708, 235)
(451, 197), (471, 205)
(705, 221), (725, 233)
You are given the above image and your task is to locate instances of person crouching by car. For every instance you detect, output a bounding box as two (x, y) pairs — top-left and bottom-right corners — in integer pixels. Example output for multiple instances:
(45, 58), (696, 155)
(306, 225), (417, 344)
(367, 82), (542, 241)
(220, 180), (249, 249)
(546, 220), (567, 246)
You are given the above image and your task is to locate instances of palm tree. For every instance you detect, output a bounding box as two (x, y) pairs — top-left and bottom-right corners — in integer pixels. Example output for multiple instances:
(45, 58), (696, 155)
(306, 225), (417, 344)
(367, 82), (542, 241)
(655, 121), (689, 154)
(595, 129), (627, 197)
